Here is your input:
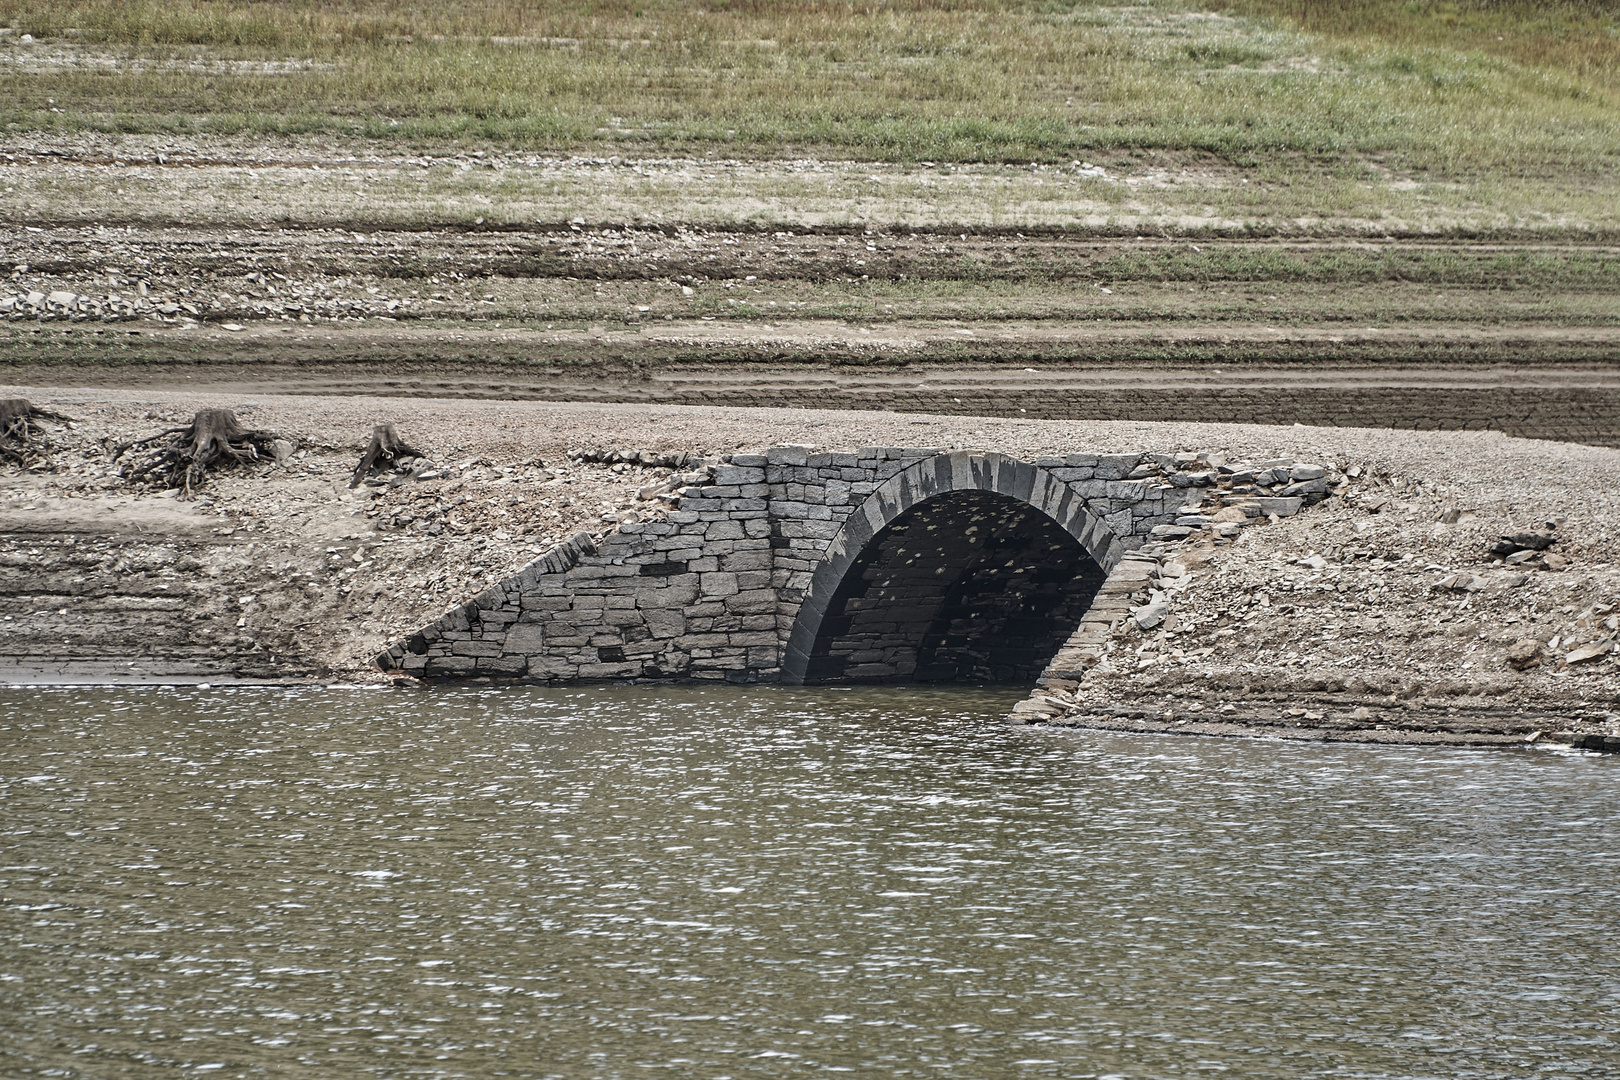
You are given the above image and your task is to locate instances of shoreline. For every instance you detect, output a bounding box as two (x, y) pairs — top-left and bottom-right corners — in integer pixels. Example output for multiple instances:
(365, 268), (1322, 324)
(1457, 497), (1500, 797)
(2, 674), (1609, 754)
(3, 389), (1618, 751)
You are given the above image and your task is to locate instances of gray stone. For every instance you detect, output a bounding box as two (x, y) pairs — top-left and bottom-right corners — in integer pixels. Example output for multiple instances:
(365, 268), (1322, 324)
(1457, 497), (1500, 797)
(1248, 497), (1303, 517)
(1094, 454), (1143, 480)
(1133, 602), (1170, 630)
(766, 445), (812, 466)
(1566, 642), (1612, 665)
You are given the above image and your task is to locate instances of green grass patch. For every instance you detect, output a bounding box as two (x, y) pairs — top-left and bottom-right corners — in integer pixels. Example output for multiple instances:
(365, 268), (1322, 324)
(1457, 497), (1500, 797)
(0, 0), (1615, 172)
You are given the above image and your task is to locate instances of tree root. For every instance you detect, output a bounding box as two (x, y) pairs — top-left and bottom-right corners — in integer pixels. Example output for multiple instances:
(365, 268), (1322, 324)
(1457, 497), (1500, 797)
(113, 408), (289, 497)
(0, 398), (73, 466)
(350, 422), (429, 488)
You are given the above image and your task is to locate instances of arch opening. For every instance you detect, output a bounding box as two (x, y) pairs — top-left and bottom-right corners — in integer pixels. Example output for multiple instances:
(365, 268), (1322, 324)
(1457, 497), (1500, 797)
(802, 490), (1107, 684)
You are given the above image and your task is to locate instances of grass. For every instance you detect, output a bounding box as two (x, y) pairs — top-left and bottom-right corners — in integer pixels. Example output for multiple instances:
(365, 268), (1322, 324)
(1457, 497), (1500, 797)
(0, 0), (1617, 173)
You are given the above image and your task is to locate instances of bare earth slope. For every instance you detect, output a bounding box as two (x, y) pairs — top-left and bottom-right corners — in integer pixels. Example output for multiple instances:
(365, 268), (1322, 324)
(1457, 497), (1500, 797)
(5, 138), (1620, 444)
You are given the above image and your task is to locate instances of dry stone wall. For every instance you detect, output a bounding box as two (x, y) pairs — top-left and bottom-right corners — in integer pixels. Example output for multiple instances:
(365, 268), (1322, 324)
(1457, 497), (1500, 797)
(378, 446), (1324, 684)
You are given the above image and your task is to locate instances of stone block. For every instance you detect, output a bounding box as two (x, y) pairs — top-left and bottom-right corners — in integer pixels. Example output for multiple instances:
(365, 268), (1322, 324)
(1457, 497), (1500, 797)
(1249, 496), (1304, 517)
(645, 609), (687, 638)
(504, 624), (546, 654)
(452, 639), (505, 657)
(575, 661), (639, 679)
(425, 656), (476, 676)
(714, 465), (766, 485)
(677, 632), (733, 649)
(701, 572), (740, 597)
(1094, 453), (1143, 480)
(721, 549), (773, 572)
(767, 446), (812, 466)
(476, 656), (527, 676)
(728, 631), (778, 647)
(725, 591), (778, 615)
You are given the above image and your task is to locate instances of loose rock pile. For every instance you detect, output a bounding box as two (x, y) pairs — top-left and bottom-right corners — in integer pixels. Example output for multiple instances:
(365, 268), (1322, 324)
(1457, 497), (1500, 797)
(0, 274), (423, 327)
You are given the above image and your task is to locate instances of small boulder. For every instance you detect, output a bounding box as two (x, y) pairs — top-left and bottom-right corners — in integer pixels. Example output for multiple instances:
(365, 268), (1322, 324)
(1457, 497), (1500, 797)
(1490, 532), (1555, 557)
(1435, 572), (1487, 592)
(1133, 602), (1170, 630)
(1505, 639), (1542, 671)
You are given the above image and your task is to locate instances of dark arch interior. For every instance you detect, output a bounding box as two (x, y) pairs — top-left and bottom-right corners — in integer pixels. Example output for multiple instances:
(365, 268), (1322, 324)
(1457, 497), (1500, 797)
(804, 490), (1108, 684)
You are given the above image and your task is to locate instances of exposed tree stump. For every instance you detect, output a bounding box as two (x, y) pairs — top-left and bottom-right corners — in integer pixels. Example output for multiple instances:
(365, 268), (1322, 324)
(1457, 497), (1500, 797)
(0, 398), (72, 465)
(349, 422), (428, 488)
(113, 408), (287, 497)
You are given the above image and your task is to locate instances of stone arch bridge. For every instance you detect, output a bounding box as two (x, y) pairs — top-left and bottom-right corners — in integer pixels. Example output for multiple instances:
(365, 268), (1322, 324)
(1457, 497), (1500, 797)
(380, 446), (1322, 685)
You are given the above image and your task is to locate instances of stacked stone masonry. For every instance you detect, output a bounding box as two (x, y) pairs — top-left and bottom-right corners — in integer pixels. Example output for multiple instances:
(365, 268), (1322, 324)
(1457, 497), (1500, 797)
(379, 447), (1320, 685)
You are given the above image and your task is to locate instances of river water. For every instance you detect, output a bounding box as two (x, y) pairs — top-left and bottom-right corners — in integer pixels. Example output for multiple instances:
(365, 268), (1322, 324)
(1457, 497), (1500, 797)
(3, 685), (1617, 1079)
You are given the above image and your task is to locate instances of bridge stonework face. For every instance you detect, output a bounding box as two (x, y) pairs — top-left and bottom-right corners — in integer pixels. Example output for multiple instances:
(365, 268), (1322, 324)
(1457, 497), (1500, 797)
(378, 446), (1193, 685)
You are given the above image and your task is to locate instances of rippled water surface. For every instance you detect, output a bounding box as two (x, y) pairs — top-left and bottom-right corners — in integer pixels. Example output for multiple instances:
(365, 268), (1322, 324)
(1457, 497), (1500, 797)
(3, 686), (1618, 1079)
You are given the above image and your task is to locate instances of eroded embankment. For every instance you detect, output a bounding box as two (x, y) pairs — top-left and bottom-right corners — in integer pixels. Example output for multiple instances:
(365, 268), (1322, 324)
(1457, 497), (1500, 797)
(1014, 460), (1620, 751)
(2, 392), (1618, 751)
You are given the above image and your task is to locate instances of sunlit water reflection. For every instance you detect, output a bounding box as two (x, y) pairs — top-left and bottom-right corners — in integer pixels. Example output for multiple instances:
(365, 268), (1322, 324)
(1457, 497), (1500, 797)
(2, 685), (1617, 1078)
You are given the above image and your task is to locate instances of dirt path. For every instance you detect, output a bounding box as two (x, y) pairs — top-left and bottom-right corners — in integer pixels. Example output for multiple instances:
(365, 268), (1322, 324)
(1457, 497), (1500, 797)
(9, 316), (1620, 445)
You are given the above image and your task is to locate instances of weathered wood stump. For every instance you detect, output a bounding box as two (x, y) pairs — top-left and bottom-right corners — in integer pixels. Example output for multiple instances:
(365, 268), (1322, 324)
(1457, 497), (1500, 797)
(0, 398), (72, 465)
(349, 423), (428, 488)
(113, 408), (288, 497)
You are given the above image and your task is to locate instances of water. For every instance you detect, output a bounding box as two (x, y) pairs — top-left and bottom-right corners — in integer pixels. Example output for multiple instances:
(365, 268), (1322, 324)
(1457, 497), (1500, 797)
(2, 685), (1618, 1080)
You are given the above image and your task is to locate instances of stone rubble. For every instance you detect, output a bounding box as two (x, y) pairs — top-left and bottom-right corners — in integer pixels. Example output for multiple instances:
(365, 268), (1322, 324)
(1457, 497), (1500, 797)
(1018, 456), (1620, 752)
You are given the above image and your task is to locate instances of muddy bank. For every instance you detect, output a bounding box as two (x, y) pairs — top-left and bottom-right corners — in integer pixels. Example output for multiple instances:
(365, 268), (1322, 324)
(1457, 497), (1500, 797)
(2, 391), (1617, 748)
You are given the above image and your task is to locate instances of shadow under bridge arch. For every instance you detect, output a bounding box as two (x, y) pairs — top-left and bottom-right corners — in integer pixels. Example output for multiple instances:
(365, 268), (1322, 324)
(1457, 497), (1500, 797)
(781, 452), (1127, 685)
